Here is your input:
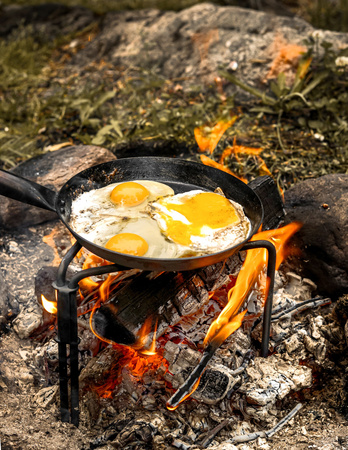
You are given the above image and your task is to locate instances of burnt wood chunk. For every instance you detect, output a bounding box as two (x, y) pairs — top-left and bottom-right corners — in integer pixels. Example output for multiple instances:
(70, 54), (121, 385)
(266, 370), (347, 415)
(248, 176), (285, 230)
(92, 255), (241, 345)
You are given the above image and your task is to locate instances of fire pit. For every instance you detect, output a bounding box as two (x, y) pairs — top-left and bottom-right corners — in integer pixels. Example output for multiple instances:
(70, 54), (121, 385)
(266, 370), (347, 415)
(0, 157), (286, 426)
(1, 151), (347, 449)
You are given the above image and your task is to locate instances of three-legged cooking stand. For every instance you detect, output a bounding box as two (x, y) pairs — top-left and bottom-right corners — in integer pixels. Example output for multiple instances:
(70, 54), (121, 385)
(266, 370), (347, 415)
(53, 240), (276, 426)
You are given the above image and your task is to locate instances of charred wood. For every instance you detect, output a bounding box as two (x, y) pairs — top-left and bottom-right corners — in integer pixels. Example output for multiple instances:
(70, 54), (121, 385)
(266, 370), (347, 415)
(92, 255), (241, 346)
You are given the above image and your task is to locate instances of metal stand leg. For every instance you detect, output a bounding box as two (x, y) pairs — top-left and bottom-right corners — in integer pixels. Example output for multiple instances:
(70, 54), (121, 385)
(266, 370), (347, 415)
(53, 242), (127, 426)
(241, 240), (277, 357)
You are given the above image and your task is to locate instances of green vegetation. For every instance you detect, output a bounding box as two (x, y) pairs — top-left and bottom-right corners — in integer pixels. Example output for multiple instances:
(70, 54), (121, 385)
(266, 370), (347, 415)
(0, 3), (347, 191)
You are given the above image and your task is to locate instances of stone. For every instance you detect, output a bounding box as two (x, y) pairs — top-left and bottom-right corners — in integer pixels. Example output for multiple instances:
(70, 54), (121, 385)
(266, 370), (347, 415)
(0, 145), (116, 229)
(68, 3), (348, 97)
(12, 304), (43, 339)
(284, 174), (348, 298)
(33, 385), (59, 409)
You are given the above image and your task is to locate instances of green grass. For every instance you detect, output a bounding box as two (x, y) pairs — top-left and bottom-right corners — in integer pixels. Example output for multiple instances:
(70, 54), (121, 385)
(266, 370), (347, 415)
(0, 3), (347, 191)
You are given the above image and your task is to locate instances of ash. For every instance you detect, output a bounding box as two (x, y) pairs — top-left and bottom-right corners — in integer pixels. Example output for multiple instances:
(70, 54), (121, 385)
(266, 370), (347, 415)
(0, 222), (347, 450)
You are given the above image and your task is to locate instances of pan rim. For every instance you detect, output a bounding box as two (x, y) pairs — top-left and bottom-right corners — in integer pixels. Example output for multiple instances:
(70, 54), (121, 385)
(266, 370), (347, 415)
(56, 156), (264, 270)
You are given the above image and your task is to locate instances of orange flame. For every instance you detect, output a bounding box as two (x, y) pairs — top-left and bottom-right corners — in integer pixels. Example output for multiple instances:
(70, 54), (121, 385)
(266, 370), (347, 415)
(200, 154), (248, 183)
(203, 222), (301, 348)
(166, 377), (202, 411)
(41, 294), (57, 315)
(137, 318), (158, 356)
(220, 137), (272, 178)
(194, 116), (237, 154)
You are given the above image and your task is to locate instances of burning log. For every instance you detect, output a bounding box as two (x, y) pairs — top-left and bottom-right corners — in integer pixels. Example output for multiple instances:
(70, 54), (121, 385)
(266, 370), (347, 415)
(91, 255), (241, 346)
(89, 175), (285, 347)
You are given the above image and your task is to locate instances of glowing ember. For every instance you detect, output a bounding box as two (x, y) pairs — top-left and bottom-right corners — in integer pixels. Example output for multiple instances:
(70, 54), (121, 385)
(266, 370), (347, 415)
(41, 294), (57, 315)
(93, 346), (168, 399)
(204, 222), (302, 349)
(194, 116), (237, 154)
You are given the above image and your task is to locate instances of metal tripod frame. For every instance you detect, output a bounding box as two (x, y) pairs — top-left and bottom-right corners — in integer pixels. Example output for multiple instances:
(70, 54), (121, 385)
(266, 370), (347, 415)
(53, 239), (276, 426)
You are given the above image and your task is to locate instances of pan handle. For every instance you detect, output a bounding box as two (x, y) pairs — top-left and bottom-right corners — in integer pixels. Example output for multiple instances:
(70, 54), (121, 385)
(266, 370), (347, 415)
(0, 169), (57, 212)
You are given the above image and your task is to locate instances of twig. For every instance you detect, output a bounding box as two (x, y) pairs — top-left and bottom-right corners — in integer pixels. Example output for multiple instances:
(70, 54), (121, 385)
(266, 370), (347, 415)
(201, 419), (232, 448)
(166, 344), (217, 410)
(266, 403), (303, 438)
(227, 403), (303, 444)
(271, 297), (331, 321)
(230, 349), (253, 376)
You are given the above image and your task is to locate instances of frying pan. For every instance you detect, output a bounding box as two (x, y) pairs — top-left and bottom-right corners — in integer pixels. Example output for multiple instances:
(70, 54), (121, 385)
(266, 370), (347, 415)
(0, 157), (263, 272)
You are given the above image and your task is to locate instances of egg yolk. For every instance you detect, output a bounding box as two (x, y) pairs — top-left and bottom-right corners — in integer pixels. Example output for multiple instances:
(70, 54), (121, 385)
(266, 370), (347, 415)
(110, 182), (150, 207)
(105, 233), (149, 256)
(157, 192), (240, 246)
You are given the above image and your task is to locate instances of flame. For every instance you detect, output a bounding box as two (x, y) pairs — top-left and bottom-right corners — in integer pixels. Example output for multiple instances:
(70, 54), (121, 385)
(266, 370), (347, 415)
(196, 118), (273, 182)
(194, 116), (237, 154)
(79, 253), (113, 293)
(166, 377), (201, 411)
(203, 222), (301, 348)
(200, 155), (235, 176)
(41, 294), (57, 314)
(220, 137), (272, 178)
(92, 346), (168, 399)
(136, 318), (158, 356)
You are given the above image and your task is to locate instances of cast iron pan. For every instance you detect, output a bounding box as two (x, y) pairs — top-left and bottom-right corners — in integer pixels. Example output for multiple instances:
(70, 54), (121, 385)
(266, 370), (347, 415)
(0, 157), (263, 271)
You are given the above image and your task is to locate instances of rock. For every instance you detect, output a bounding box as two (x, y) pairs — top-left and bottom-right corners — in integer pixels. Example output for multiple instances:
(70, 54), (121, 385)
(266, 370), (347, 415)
(0, 145), (116, 229)
(0, 3), (96, 39)
(284, 174), (348, 298)
(69, 3), (348, 96)
(12, 304), (43, 339)
(32, 385), (59, 408)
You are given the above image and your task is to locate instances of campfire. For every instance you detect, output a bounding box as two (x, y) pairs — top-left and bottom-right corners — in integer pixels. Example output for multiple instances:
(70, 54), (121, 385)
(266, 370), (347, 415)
(1, 114), (346, 449)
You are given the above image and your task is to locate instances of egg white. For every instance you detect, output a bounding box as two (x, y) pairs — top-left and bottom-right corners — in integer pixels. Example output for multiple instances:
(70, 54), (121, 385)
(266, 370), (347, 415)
(70, 180), (174, 236)
(70, 181), (251, 259)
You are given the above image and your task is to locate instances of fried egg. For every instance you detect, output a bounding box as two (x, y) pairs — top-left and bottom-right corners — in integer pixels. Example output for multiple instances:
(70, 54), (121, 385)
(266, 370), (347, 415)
(148, 190), (251, 254)
(70, 180), (174, 235)
(70, 180), (250, 259)
(101, 217), (193, 258)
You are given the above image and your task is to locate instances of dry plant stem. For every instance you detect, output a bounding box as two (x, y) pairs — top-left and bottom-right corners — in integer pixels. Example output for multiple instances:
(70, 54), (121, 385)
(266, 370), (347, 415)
(271, 297), (331, 321)
(228, 403), (303, 444)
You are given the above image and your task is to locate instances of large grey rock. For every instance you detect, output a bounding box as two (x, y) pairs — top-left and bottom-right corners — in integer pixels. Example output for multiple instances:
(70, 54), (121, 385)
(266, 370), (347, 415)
(284, 174), (348, 298)
(70, 3), (348, 95)
(0, 145), (116, 229)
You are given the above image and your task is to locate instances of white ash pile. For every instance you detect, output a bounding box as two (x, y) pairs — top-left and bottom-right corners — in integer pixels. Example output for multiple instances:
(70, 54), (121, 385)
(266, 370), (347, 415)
(27, 265), (344, 449)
